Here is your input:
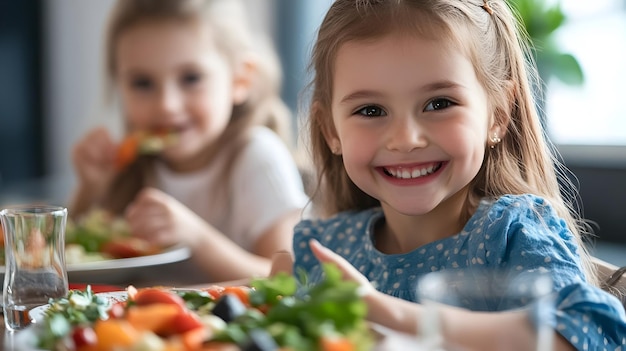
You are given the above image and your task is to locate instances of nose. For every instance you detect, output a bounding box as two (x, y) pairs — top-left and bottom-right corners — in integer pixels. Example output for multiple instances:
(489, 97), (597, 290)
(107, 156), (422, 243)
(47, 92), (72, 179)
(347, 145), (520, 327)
(385, 115), (427, 152)
(156, 82), (183, 119)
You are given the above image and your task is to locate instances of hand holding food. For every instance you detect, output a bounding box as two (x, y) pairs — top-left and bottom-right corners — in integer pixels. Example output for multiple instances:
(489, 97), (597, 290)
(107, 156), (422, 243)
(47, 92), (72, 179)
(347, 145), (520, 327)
(72, 127), (118, 196)
(115, 129), (178, 171)
(125, 188), (207, 248)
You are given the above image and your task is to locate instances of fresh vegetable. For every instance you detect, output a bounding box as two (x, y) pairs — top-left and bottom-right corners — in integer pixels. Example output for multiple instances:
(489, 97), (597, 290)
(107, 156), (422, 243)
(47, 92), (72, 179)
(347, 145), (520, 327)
(115, 133), (141, 171)
(115, 129), (179, 171)
(100, 237), (161, 259)
(37, 286), (112, 350)
(65, 209), (162, 263)
(0, 209), (157, 265)
(34, 264), (374, 351)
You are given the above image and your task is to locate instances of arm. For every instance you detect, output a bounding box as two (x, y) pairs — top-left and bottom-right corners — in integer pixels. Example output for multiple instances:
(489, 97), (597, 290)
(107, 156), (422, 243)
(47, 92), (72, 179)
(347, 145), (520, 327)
(190, 207), (301, 281)
(125, 188), (300, 282)
(364, 290), (574, 351)
(309, 239), (575, 351)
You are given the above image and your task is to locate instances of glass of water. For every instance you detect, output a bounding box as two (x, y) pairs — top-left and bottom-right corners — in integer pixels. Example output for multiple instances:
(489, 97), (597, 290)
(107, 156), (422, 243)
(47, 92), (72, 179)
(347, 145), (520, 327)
(1, 204), (69, 331)
(416, 268), (555, 351)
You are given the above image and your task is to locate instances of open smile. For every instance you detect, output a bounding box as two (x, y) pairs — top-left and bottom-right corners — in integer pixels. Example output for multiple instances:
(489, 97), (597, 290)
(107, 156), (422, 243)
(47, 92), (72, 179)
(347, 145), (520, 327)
(382, 162), (443, 179)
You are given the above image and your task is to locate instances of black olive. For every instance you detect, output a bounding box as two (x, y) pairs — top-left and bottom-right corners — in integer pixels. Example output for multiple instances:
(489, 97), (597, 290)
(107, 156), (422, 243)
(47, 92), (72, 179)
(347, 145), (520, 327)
(211, 294), (247, 322)
(240, 329), (279, 351)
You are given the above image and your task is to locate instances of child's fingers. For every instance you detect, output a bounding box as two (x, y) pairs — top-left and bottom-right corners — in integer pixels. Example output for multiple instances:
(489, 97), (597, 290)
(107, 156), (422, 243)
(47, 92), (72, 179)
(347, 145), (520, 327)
(309, 238), (341, 265)
(309, 239), (371, 287)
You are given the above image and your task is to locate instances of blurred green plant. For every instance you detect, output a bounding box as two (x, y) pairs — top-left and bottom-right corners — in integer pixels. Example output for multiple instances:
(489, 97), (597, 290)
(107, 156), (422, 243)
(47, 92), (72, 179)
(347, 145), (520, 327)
(510, 0), (584, 86)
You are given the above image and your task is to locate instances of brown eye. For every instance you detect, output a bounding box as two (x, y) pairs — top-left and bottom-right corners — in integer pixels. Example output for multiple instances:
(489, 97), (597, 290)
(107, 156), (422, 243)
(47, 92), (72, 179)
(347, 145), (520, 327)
(131, 76), (154, 91)
(356, 105), (386, 117)
(425, 98), (454, 111)
(181, 72), (203, 87)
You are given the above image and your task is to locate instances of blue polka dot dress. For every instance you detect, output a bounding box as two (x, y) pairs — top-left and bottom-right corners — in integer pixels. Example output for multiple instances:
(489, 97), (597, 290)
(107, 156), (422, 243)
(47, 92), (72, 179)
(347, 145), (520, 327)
(293, 194), (626, 350)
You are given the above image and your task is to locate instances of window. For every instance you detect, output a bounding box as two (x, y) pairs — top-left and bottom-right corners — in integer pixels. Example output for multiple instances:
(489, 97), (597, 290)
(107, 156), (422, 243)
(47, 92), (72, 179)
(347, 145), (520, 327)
(546, 1), (626, 146)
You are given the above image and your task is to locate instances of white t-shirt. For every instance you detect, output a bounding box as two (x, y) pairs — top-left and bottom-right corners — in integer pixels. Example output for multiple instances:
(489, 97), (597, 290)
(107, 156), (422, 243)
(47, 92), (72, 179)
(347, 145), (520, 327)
(153, 127), (308, 251)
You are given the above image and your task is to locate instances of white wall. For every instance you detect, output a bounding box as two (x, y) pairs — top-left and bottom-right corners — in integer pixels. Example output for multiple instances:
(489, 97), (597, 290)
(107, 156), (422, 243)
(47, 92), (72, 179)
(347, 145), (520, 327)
(43, 0), (274, 179)
(44, 0), (120, 180)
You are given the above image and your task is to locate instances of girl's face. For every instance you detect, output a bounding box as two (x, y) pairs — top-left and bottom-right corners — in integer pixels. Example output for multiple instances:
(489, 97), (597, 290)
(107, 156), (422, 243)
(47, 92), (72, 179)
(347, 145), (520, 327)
(329, 33), (496, 217)
(115, 20), (250, 171)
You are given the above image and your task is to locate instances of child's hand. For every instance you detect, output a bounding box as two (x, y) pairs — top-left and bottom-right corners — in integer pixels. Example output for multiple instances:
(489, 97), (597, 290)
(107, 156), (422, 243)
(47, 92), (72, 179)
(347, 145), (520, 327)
(124, 188), (207, 248)
(269, 250), (294, 277)
(72, 127), (117, 194)
(309, 239), (374, 293)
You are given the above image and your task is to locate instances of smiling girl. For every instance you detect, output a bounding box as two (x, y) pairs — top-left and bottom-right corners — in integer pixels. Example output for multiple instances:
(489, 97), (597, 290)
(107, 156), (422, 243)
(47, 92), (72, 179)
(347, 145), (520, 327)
(293, 0), (626, 350)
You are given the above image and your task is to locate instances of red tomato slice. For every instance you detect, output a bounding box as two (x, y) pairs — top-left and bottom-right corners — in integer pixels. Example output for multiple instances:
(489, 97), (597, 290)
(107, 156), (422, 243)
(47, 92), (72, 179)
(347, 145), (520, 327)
(165, 311), (204, 335)
(131, 288), (186, 309)
(100, 237), (161, 259)
(202, 285), (226, 300)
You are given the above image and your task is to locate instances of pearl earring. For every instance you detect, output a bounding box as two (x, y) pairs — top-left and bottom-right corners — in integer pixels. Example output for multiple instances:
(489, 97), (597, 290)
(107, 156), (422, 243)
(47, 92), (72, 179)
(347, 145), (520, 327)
(490, 133), (502, 148)
(331, 146), (341, 155)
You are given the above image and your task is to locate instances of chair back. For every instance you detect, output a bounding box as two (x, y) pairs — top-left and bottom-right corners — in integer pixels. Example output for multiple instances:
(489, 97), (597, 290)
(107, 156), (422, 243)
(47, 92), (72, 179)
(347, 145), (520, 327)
(592, 256), (626, 307)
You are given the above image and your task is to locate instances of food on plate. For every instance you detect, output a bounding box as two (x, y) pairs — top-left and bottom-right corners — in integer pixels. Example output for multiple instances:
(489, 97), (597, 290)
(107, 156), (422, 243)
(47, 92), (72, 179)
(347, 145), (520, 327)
(35, 264), (373, 351)
(115, 129), (179, 170)
(0, 209), (163, 265)
(65, 209), (162, 264)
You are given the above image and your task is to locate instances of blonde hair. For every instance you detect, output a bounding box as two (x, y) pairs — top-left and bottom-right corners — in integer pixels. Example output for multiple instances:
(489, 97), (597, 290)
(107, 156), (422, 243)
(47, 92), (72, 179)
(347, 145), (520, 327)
(100, 0), (293, 213)
(305, 0), (597, 284)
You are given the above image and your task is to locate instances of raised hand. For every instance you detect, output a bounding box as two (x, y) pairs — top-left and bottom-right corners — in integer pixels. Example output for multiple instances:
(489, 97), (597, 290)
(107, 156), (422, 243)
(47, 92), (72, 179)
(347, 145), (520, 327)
(71, 127), (118, 198)
(309, 239), (373, 290)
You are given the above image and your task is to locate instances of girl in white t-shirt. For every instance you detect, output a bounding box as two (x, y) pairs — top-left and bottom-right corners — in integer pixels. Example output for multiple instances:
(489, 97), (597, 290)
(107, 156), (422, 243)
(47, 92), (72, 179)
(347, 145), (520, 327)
(69, 0), (308, 282)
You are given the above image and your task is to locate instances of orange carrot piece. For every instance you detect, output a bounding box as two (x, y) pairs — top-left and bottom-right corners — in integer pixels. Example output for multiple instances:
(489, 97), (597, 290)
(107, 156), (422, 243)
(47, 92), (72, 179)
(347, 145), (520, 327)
(222, 286), (251, 306)
(92, 319), (140, 351)
(115, 134), (140, 170)
(181, 327), (208, 351)
(126, 303), (181, 333)
(320, 336), (355, 351)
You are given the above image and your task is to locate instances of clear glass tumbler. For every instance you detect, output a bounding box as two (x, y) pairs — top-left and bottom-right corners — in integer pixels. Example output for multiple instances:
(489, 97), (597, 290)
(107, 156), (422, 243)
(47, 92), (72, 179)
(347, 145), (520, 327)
(417, 269), (555, 351)
(1, 204), (69, 331)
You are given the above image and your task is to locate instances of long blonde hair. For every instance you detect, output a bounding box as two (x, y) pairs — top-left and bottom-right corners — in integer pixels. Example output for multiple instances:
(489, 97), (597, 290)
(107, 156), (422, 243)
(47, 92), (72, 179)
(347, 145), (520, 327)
(305, 0), (597, 284)
(100, 0), (293, 213)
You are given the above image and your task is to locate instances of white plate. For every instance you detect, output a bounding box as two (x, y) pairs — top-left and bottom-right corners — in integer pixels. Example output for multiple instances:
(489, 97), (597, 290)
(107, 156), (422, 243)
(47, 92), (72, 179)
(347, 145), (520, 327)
(6, 291), (130, 351)
(29, 291), (129, 322)
(0, 244), (191, 285)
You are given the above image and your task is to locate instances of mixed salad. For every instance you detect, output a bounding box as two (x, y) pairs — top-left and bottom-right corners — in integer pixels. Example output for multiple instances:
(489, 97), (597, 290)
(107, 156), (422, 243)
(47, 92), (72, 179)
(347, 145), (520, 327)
(65, 209), (162, 264)
(1, 209), (162, 266)
(34, 264), (373, 351)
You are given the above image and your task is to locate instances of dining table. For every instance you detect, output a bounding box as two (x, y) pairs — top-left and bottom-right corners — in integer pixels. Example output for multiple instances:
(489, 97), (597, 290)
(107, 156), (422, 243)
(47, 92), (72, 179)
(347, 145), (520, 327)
(0, 177), (428, 350)
(0, 298), (425, 350)
(0, 255), (229, 347)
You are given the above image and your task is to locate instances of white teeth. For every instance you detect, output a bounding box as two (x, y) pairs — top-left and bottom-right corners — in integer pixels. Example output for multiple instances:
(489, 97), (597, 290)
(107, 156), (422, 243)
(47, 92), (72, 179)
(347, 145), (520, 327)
(386, 164), (438, 179)
(412, 168), (421, 178)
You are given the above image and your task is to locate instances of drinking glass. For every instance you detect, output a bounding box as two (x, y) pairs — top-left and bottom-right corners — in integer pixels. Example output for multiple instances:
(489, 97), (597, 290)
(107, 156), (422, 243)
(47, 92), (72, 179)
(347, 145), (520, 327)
(1, 204), (69, 331)
(417, 269), (554, 351)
